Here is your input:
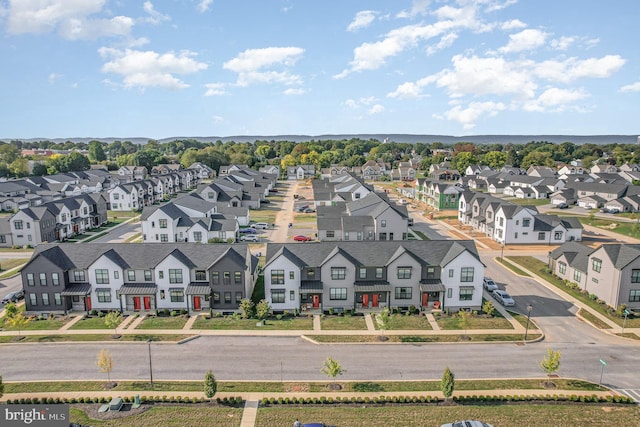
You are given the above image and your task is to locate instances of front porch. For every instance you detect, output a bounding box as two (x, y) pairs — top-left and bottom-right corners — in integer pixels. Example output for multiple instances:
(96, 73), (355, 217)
(117, 283), (158, 313)
(185, 283), (211, 313)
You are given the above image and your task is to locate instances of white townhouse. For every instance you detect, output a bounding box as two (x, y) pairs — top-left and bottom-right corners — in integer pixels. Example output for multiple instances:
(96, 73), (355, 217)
(264, 240), (485, 314)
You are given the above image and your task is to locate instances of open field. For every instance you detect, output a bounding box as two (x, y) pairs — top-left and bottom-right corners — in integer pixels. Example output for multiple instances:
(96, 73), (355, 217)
(192, 316), (313, 330)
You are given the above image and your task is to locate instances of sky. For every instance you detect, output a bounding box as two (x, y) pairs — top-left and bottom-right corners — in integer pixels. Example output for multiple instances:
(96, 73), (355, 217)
(1, 0), (639, 139)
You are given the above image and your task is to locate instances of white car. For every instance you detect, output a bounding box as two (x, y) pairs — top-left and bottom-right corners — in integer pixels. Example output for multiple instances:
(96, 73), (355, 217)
(250, 222), (269, 229)
(492, 289), (515, 306)
(239, 234), (259, 242)
(483, 277), (498, 292)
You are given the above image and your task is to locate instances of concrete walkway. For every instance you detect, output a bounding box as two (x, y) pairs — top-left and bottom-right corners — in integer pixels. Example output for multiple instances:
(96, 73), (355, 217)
(313, 315), (321, 331)
(183, 314), (200, 330)
(59, 314), (84, 330)
(425, 313), (440, 330)
(117, 315), (135, 330)
(126, 315), (146, 330)
(364, 313), (376, 331)
(240, 399), (259, 427)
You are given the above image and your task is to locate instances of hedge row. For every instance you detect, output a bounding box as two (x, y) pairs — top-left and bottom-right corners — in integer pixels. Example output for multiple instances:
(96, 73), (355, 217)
(5, 396), (244, 406)
(260, 394), (634, 406)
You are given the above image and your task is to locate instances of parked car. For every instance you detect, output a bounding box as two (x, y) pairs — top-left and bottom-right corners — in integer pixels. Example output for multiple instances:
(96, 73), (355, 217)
(482, 277), (499, 292)
(268, 188), (279, 193)
(1, 290), (24, 304)
(441, 421), (493, 427)
(492, 289), (515, 306)
(556, 202), (569, 209)
(608, 208), (621, 214)
(239, 234), (259, 242)
(238, 227), (258, 234)
(295, 205), (310, 212)
(293, 235), (312, 242)
(250, 222), (269, 229)
(302, 207), (316, 213)
(399, 199), (407, 205)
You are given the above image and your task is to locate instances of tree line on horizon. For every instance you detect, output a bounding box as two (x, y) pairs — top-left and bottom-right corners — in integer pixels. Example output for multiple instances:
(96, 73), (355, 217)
(0, 137), (638, 179)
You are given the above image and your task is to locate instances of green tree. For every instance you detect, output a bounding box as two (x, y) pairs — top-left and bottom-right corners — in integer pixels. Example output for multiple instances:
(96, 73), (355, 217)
(239, 298), (255, 319)
(31, 163), (48, 176)
(88, 141), (107, 162)
(255, 299), (270, 321)
(104, 311), (123, 337)
(481, 151), (508, 169)
(540, 349), (561, 385)
(204, 370), (217, 400)
(6, 312), (31, 338)
(458, 310), (472, 339)
(482, 300), (495, 317)
(453, 151), (478, 173)
(96, 349), (114, 383)
(375, 307), (391, 340)
(440, 367), (455, 399)
(9, 158), (30, 177)
(3, 302), (19, 319)
(321, 357), (344, 385)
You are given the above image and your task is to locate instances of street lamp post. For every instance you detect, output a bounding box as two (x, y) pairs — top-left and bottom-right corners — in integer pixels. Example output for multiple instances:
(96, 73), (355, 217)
(524, 304), (533, 341)
(147, 339), (153, 387)
(622, 309), (629, 334)
(500, 243), (505, 263)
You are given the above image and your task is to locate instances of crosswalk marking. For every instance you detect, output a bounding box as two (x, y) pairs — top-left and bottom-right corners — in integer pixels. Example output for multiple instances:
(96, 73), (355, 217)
(616, 389), (640, 403)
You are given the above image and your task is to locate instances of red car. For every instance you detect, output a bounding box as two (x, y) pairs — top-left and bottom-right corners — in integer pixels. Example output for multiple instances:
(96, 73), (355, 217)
(293, 235), (312, 242)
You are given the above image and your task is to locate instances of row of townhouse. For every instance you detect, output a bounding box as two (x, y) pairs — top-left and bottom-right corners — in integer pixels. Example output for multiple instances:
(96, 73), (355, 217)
(108, 170), (200, 211)
(264, 240), (485, 313)
(141, 193), (244, 243)
(0, 168), (112, 212)
(117, 163), (215, 184)
(415, 179), (464, 211)
(0, 193), (108, 247)
(458, 191), (583, 245)
(312, 173), (373, 207)
(549, 242), (640, 311)
(21, 243), (258, 314)
(206, 165), (278, 209)
(316, 192), (409, 242)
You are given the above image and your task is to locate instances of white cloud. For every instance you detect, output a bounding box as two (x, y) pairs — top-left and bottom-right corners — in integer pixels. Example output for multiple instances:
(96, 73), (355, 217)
(500, 19), (527, 31)
(484, 0), (518, 13)
(223, 47), (304, 88)
(204, 83), (227, 96)
(344, 99), (358, 109)
(436, 101), (506, 129)
(533, 55), (626, 83)
(550, 36), (576, 51)
(211, 115), (223, 123)
(99, 48), (208, 90)
(5, 0), (133, 39)
(142, 1), (170, 25)
(368, 104), (385, 114)
(48, 73), (62, 84)
(397, 0), (430, 18)
(197, 0), (213, 13)
(347, 10), (377, 32)
(426, 32), (458, 55)
(387, 81), (424, 99)
(522, 87), (589, 112)
(620, 81), (640, 93)
(498, 28), (548, 53)
(283, 88), (305, 95)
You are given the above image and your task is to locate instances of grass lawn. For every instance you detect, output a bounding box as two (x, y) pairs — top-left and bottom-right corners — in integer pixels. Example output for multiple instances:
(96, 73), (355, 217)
(0, 316), (66, 331)
(68, 316), (112, 330)
(435, 313), (513, 330)
(320, 315), (367, 330)
(499, 257), (531, 277)
(504, 197), (552, 206)
(256, 404), (640, 427)
(248, 212), (277, 224)
(71, 406), (243, 427)
(0, 247), (34, 252)
(0, 334), (191, 343)
(412, 230), (429, 240)
(578, 308), (612, 329)
(191, 316), (313, 330)
(294, 214), (317, 222)
(579, 216), (640, 239)
(136, 316), (189, 330)
(6, 378), (603, 394)
(506, 256), (640, 328)
(374, 314), (433, 330)
(307, 333), (541, 343)
(125, 233), (143, 242)
(0, 257), (30, 271)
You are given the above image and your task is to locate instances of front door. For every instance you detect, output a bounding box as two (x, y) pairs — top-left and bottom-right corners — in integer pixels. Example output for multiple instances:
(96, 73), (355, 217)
(422, 293), (429, 307)
(143, 296), (151, 310)
(193, 296), (201, 311)
(362, 294), (369, 308)
(312, 295), (320, 308)
(85, 296), (92, 311)
(133, 296), (141, 311)
(372, 293), (379, 308)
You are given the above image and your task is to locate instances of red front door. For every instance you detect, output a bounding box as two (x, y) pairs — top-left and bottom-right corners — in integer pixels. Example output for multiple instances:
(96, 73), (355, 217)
(194, 296), (201, 311)
(362, 294), (369, 307)
(143, 296), (151, 310)
(422, 293), (429, 307)
(85, 296), (92, 311)
(133, 297), (141, 311)
(312, 295), (320, 308)
(372, 293), (379, 308)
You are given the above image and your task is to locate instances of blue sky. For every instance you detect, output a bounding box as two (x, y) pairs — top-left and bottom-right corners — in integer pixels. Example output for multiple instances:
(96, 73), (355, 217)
(1, 0), (639, 139)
